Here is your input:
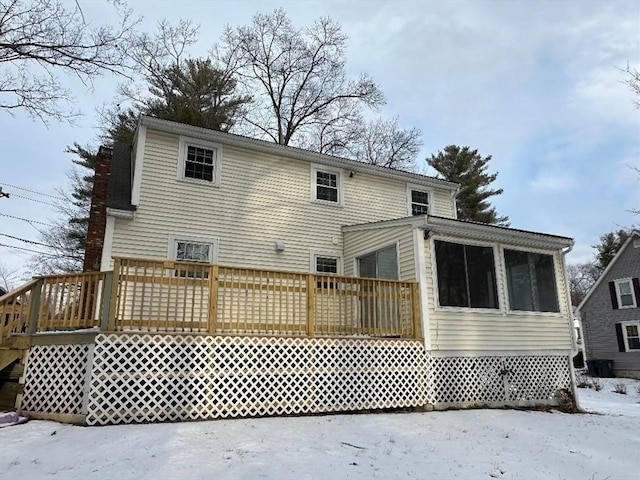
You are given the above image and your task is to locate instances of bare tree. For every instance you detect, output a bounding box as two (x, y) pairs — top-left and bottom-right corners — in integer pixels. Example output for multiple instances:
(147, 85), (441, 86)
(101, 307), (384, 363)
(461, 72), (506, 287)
(567, 262), (601, 306)
(622, 64), (640, 109)
(217, 9), (385, 147)
(0, 260), (21, 291)
(344, 117), (422, 170)
(0, 0), (139, 123)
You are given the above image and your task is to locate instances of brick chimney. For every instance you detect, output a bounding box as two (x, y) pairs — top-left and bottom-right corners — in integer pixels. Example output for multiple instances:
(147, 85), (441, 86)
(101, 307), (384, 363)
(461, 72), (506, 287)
(83, 146), (113, 272)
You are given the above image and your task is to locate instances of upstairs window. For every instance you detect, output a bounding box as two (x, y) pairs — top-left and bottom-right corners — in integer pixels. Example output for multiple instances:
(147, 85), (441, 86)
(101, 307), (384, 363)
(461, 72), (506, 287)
(613, 279), (637, 308)
(185, 146), (214, 181)
(311, 164), (342, 205)
(504, 249), (559, 313)
(411, 190), (430, 215)
(178, 136), (222, 186)
(316, 171), (338, 202)
(434, 240), (498, 309)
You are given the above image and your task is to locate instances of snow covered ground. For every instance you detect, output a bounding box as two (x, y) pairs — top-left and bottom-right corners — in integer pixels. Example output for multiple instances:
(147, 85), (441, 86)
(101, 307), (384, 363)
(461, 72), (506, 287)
(1, 377), (638, 480)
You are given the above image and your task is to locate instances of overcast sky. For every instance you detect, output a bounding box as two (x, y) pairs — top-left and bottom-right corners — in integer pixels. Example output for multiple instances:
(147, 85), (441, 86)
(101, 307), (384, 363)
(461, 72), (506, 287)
(0, 0), (638, 283)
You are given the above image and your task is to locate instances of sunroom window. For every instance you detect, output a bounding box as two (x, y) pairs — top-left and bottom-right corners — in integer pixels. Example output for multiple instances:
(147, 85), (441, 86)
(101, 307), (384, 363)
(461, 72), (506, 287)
(434, 240), (498, 309)
(504, 249), (559, 313)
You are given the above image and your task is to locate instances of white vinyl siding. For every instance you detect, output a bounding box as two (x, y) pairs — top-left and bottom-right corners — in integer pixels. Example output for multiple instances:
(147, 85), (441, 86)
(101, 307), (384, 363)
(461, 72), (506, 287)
(109, 129), (452, 272)
(424, 239), (571, 352)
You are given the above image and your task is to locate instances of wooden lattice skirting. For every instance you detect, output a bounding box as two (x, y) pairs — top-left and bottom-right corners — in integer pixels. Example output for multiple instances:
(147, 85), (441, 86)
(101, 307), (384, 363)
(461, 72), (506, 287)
(19, 334), (572, 425)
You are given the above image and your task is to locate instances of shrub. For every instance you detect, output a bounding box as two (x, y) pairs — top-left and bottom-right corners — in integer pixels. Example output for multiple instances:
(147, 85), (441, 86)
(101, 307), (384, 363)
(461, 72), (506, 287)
(613, 382), (627, 394)
(591, 377), (603, 391)
(635, 385), (640, 397)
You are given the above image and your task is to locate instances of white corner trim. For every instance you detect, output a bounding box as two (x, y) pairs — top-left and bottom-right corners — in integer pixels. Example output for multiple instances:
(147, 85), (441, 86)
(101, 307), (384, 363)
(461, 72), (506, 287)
(406, 183), (433, 216)
(131, 124), (147, 206)
(100, 216), (115, 272)
(413, 228), (431, 348)
(310, 163), (344, 207)
(177, 135), (223, 187)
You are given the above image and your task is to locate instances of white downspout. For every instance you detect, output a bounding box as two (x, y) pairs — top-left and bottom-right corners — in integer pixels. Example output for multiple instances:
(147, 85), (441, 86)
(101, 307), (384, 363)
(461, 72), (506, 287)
(561, 243), (582, 410)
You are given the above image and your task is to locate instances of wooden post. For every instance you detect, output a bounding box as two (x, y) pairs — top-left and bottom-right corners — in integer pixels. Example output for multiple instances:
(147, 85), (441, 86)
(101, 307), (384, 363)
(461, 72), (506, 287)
(208, 265), (219, 334)
(306, 274), (315, 337)
(99, 272), (113, 331)
(27, 279), (43, 334)
(107, 258), (120, 331)
(411, 283), (422, 340)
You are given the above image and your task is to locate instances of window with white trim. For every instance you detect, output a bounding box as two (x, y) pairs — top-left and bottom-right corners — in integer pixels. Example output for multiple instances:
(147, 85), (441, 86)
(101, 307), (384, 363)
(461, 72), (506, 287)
(315, 256), (338, 274)
(410, 189), (430, 215)
(178, 137), (221, 185)
(615, 279), (637, 308)
(504, 249), (559, 313)
(169, 236), (218, 278)
(621, 321), (640, 351)
(311, 165), (342, 205)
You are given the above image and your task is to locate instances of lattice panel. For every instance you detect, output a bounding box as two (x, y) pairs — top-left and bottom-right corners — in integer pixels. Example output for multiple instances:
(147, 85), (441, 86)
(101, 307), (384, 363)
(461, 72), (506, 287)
(85, 334), (429, 425)
(21, 344), (91, 414)
(427, 354), (571, 405)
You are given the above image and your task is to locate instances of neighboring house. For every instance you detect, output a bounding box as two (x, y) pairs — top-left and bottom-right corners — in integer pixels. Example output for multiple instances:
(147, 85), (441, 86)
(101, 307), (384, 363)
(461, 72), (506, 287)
(577, 231), (640, 379)
(2, 116), (578, 425)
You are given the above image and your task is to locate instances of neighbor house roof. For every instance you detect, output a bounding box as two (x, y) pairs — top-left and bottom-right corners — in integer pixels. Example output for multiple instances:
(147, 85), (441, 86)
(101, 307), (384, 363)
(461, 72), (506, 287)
(343, 215), (574, 250)
(576, 230), (640, 312)
(139, 115), (461, 192)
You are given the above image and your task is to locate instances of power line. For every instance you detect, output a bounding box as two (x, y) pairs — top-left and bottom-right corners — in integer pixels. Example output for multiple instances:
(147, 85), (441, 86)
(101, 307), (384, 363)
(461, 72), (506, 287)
(0, 213), (54, 227)
(0, 233), (56, 249)
(0, 243), (59, 258)
(7, 193), (59, 207)
(0, 183), (66, 202)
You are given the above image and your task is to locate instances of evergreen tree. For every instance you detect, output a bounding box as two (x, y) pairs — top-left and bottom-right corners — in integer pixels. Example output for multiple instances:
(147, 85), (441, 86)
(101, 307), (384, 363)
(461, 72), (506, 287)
(594, 229), (630, 270)
(427, 145), (509, 226)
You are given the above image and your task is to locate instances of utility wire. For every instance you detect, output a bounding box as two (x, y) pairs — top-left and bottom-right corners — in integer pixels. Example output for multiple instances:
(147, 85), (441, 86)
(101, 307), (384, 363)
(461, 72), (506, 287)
(0, 183), (66, 202)
(0, 243), (62, 258)
(6, 193), (59, 207)
(0, 213), (54, 227)
(0, 233), (57, 249)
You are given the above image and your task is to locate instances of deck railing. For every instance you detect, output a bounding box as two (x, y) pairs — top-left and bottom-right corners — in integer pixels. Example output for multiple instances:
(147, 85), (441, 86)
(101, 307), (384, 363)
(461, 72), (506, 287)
(0, 258), (422, 342)
(0, 272), (106, 344)
(0, 279), (39, 344)
(110, 257), (421, 339)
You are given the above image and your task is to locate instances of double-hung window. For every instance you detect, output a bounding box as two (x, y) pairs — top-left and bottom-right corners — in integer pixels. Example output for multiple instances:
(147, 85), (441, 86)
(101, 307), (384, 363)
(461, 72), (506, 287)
(410, 190), (430, 215)
(434, 240), (499, 309)
(313, 254), (340, 289)
(618, 321), (640, 352)
(311, 164), (342, 205)
(504, 249), (559, 313)
(614, 279), (637, 308)
(178, 136), (222, 186)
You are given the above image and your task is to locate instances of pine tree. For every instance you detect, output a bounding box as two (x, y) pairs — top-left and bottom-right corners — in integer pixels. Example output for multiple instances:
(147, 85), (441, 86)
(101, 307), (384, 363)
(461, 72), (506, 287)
(594, 229), (630, 270)
(427, 145), (509, 226)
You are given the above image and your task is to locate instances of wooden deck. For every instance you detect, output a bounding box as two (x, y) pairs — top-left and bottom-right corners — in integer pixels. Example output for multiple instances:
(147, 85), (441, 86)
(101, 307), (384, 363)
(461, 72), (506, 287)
(0, 257), (421, 343)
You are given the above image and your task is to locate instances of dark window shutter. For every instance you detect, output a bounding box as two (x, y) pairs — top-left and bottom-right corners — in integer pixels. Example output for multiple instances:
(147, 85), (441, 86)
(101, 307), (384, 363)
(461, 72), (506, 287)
(615, 323), (626, 352)
(633, 278), (640, 305)
(609, 281), (619, 309)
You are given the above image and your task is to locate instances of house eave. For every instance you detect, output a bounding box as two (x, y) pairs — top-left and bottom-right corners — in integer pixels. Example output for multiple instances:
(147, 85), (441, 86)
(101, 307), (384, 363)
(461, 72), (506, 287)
(139, 116), (459, 191)
(425, 216), (574, 250)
